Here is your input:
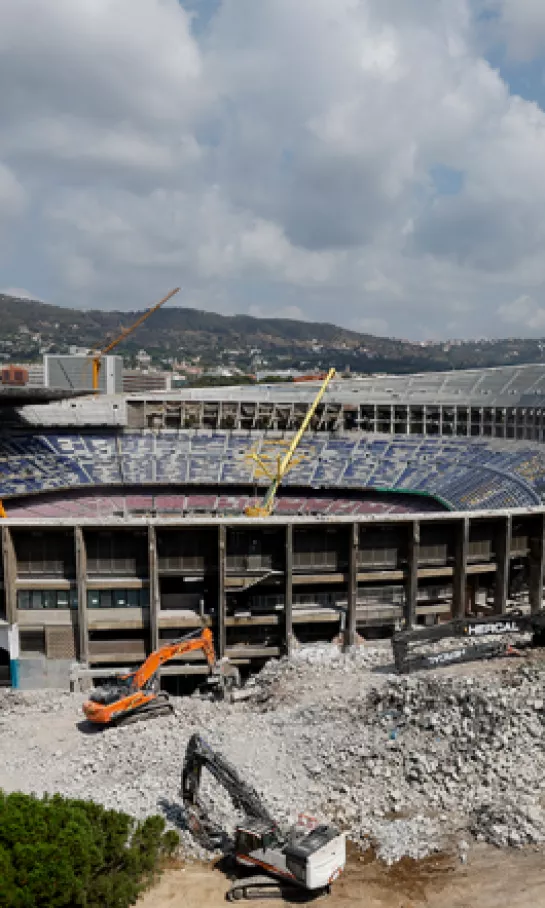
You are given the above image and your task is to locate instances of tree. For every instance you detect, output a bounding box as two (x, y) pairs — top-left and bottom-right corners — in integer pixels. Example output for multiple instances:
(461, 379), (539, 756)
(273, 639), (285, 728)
(0, 790), (178, 908)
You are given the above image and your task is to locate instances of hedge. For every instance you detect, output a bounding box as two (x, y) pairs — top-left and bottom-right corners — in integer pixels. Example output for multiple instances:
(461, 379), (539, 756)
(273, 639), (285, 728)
(0, 790), (179, 908)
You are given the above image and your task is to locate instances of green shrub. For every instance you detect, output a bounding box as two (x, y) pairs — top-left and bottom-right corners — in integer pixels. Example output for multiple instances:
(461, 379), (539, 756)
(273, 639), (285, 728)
(0, 790), (179, 908)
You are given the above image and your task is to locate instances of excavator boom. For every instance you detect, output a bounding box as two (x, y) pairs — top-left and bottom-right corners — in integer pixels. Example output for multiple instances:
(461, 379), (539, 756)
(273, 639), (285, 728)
(82, 628), (235, 726)
(181, 734), (345, 900)
(393, 611), (545, 673)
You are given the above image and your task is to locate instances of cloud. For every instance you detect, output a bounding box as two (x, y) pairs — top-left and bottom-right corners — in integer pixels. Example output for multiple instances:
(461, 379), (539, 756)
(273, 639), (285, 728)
(497, 294), (545, 331)
(484, 0), (545, 61)
(248, 304), (305, 321)
(3, 1), (545, 336)
(0, 287), (39, 301)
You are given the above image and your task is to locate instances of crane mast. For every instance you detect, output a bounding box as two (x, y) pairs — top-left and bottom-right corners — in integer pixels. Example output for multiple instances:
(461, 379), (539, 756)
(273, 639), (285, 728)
(245, 368), (336, 517)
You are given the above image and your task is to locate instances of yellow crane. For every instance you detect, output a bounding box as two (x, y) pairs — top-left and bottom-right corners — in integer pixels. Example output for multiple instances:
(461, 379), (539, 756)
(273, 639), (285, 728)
(244, 368), (336, 517)
(0, 287), (181, 520)
(87, 287), (180, 391)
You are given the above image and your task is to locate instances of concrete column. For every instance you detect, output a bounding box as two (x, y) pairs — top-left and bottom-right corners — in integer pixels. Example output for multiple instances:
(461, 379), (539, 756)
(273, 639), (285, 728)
(2, 526), (17, 625)
(494, 516), (512, 615)
(217, 524), (227, 658)
(148, 525), (160, 652)
(529, 514), (545, 614)
(345, 522), (358, 648)
(75, 526), (88, 663)
(404, 521), (419, 628)
(284, 524), (293, 656)
(452, 517), (469, 619)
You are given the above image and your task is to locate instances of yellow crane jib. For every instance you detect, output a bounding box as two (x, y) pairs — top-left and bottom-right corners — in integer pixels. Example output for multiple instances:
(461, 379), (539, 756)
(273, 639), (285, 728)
(87, 287), (180, 391)
(244, 368), (336, 518)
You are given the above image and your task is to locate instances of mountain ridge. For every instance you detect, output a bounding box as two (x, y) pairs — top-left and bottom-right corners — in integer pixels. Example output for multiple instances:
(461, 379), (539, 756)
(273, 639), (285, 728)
(2, 292), (545, 374)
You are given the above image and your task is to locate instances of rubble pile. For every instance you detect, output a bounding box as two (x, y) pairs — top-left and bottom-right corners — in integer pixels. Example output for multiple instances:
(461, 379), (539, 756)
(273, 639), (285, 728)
(1, 644), (544, 863)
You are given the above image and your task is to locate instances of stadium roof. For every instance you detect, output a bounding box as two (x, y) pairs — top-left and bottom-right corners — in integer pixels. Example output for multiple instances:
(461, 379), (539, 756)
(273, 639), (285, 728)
(0, 387), (92, 408)
(128, 363), (545, 408)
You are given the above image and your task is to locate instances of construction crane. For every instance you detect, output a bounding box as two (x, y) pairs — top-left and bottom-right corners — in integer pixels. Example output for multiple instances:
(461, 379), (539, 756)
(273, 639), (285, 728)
(244, 368), (336, 517)
(87, 287), (180, 391)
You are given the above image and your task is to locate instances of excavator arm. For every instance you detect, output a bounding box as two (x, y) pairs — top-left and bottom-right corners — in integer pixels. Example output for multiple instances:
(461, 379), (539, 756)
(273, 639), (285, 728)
(180, 734), (346, 900)
(182, 733), (275, 831)
(393, 611), (545, 673)
(130, 628), (216, 690)
(83, 629), (225, 726)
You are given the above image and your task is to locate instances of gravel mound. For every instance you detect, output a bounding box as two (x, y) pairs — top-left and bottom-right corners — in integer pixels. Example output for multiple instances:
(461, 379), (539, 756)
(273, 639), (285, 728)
(1, 643), (544, 863)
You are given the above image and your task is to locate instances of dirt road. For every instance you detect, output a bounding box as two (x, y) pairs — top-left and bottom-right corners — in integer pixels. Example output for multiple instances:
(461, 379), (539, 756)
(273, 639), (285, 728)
(137, 845), (545, 908)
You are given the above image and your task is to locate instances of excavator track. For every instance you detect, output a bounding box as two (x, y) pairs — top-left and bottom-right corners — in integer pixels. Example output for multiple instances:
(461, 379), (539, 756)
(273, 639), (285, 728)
(227, 876), (330, 902)
(112, 697), (174, 727)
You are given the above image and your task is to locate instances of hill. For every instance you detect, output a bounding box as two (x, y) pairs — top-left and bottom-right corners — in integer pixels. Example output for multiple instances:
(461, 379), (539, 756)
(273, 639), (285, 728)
(1, 293), (545, 374)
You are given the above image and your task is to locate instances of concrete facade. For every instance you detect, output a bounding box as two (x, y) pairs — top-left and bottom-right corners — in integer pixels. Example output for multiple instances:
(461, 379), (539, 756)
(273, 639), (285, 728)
(0, 509), (542, 689)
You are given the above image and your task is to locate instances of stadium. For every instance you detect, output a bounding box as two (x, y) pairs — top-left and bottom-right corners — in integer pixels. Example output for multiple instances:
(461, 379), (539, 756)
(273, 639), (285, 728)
(2, 363), (545, 691)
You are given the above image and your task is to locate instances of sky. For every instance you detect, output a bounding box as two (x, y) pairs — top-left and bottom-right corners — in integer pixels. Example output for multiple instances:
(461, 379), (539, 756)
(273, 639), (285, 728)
(3, 2), (545, 339)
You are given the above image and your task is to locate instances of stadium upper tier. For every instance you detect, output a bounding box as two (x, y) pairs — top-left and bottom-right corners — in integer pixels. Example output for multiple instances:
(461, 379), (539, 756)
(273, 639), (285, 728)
(0, 430), (543, 512)
(14, 363), (545, 432)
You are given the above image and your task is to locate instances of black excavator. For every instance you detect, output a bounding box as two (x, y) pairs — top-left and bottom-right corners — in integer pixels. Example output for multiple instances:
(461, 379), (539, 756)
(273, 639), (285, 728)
(392, 610), (545, 673)
(181, 734), (345, 901)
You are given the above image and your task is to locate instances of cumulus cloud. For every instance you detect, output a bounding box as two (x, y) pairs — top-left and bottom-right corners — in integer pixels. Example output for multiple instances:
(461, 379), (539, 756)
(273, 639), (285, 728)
(497, 295), (545, 332)
(3, 0), (545, 336)
(485, 0), (545, 61)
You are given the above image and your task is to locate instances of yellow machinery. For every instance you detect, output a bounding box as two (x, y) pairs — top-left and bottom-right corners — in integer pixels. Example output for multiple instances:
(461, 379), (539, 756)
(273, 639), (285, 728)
(87, 287), (180, 391)
(244, 368), (336, 517)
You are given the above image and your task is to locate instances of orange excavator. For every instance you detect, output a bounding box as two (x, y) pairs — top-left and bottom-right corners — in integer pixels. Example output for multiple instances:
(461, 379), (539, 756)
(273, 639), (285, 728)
(82, 628), (239, 727)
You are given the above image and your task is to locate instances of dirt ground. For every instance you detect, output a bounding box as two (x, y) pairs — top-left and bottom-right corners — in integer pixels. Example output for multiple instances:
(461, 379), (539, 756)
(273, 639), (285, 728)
(137, 845), (545, 908)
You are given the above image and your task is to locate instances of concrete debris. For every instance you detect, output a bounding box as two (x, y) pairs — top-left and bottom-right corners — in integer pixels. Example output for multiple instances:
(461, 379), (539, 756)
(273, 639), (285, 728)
(1, 642), (544, 864)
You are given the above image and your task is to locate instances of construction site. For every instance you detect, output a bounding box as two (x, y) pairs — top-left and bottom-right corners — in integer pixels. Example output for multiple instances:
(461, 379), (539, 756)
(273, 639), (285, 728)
(2, 350), (545, 903)
(1, 637), (545, 905)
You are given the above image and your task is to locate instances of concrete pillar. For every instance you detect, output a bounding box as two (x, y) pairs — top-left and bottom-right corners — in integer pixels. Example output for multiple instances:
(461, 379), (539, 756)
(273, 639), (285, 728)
(345, 522), (358, 647)
(148, 525), (160, 652)
(494, 516), (512, 615)
(2, 526), (16, 624)
(75, 526), (88, 663)
(529, 514), (545, 614)
(217, 524), (227, 658)
(284, 524), (293, 656)
(452, 517), (469, 619)
(404, 521), (419, 628)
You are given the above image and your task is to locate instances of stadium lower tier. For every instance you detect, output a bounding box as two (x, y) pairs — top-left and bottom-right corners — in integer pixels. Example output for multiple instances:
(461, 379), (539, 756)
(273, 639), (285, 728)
(0, 429), (544, 511)
(5, 489), (433, 518)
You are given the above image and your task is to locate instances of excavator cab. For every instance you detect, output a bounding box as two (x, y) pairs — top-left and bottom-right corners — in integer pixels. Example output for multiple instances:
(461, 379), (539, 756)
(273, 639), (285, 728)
(235, 819), (279, 855)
